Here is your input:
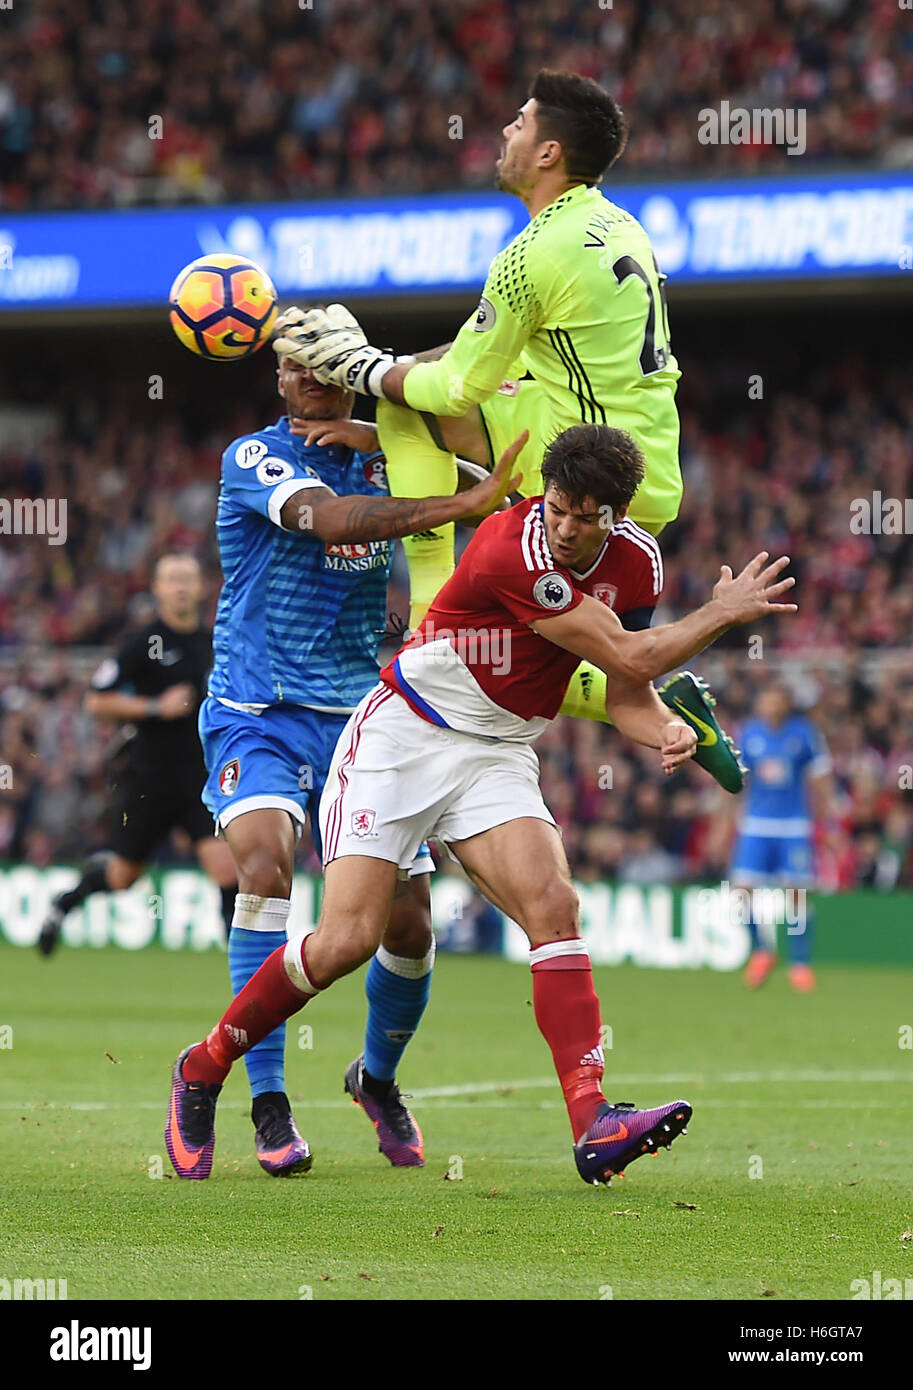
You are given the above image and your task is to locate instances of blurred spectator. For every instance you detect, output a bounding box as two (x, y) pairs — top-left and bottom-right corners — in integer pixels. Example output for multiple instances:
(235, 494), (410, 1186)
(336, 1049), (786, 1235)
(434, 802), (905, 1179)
(2, 0), (912, 212)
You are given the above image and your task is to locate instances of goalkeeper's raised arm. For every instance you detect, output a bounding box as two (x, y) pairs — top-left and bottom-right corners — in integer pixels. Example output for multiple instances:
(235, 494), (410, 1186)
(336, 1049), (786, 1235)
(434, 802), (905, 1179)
(273, 247), (543, 415)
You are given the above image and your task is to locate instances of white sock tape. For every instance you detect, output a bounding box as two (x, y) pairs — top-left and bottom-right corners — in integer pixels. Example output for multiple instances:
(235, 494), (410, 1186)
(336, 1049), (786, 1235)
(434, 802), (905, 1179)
(283, 934), (319, 995)
(232, 894), (291, 933)
(376, 936), (436, 979)
(528, 938), (590, 967)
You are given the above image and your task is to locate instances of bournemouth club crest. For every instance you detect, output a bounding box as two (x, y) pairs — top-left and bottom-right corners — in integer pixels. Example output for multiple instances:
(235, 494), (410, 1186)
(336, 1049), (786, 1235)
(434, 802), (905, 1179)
(363, 456), (387, 489)
(218, 758), (240, 796)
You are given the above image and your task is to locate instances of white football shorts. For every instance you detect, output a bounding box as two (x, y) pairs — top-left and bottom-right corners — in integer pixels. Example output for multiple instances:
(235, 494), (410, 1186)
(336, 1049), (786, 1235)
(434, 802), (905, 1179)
(319, 683), (555, 869)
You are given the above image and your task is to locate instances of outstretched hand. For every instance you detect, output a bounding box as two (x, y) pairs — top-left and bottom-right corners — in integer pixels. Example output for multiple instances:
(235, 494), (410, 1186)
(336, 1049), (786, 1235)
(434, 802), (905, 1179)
(712, 552), (797, 627)
(457, 431), (527, 519)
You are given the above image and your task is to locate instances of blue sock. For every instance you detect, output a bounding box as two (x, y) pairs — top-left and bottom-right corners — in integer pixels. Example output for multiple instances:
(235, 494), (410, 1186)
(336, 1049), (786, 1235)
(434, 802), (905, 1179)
(745, 897), (776, 954)
(788, 901), (813, 965)
(363, 941), (435, 1082)
(228, 895), (291, 1099)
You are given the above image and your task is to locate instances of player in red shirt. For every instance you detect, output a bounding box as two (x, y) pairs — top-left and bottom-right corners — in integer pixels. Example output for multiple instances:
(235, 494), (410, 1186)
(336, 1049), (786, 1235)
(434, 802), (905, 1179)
(381, 495), (664, 742)
(166, 424), (796, 1186)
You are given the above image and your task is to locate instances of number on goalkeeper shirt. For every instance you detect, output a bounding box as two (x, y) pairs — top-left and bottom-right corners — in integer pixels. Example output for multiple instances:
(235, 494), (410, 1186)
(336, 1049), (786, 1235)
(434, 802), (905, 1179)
(612, 254), (672, 376)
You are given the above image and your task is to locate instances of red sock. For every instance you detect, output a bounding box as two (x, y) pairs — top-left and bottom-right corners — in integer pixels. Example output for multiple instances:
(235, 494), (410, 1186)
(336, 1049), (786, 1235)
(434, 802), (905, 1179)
(530, 938), (606, 1142)
(182, 937), (318, 1086)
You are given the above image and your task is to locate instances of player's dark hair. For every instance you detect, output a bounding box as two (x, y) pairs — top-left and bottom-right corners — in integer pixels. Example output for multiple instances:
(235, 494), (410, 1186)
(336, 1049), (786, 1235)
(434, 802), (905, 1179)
(529, 70), (627, 183)
(540, 424), (645, 516)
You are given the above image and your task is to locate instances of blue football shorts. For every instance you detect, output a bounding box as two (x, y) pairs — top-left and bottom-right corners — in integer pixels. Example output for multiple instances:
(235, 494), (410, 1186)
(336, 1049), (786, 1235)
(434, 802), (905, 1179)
(731, 831), (814, 886)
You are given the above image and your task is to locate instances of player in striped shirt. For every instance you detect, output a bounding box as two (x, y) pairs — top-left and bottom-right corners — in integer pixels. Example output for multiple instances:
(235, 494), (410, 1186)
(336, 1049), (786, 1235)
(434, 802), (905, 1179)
(167, 425), (797, 1187)
(274, 69), (745, 795)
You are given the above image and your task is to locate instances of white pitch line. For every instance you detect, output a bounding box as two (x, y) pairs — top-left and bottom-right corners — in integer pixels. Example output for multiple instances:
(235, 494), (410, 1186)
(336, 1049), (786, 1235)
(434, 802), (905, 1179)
(1, 1067), (912, 1113)
(411, 1076), (552, 1098)
(0, 1099), (907, 1113)
(412, 1071), (913, 1095)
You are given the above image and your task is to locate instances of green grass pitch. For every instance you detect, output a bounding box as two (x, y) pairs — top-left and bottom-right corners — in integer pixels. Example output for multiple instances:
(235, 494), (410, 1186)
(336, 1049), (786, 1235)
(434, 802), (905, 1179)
(1, 944), (911, 1301)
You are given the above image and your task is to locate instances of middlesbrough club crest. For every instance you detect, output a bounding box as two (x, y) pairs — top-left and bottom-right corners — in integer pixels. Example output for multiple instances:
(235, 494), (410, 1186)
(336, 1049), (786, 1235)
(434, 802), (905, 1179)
(592, 583), (618, 609)
(351, 808), (377, 838)
(218, 759), (240, 796)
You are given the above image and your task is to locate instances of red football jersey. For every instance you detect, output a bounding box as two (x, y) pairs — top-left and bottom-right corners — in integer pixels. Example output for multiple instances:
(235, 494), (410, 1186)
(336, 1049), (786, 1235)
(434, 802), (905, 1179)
(380, 497), (663, 742)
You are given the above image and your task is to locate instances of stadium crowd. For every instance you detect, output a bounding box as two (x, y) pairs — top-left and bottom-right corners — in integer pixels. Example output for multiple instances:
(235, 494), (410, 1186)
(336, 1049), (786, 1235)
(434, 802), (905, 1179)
(1, 352), (911, 887)
(1, 0), (911, 210)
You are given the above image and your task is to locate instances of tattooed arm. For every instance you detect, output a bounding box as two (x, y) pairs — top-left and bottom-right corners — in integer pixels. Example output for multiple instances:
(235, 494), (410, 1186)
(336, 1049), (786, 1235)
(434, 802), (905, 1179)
(278, 431), (526, 543)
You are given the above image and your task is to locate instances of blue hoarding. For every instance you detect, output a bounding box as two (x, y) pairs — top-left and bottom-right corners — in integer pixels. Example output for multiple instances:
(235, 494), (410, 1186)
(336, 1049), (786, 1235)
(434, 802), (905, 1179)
(1, 171), (911, 311)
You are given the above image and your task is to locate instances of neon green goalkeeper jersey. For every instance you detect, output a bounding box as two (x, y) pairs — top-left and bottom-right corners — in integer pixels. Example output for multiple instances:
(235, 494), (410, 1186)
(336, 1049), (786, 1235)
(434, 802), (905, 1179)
(402, 183), (682, 529)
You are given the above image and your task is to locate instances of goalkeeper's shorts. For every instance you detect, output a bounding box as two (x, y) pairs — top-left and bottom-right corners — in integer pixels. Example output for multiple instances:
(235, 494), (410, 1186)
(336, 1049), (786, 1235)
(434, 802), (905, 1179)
(477, 378), (682, 536)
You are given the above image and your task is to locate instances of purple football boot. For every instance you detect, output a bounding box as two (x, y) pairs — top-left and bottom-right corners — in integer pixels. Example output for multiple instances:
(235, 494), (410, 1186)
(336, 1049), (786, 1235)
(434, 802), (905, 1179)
(165, 1044), (221, 1180)
(344, 1056), (424, 1167)
(575, 1099), (692, 1185)
(252, 1092), (313, 1177)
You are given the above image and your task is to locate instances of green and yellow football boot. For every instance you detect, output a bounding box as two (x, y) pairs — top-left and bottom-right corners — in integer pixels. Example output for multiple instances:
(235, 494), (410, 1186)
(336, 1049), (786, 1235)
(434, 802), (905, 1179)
(658, 670), (746, 794)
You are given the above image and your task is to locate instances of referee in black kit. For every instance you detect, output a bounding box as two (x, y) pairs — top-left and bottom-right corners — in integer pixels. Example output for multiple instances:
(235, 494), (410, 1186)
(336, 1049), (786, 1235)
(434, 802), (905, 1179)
(38, 553), (237, 955)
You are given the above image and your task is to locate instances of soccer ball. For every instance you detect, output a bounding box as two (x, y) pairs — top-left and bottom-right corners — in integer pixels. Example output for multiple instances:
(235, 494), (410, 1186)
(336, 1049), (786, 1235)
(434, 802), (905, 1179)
(168, 253), (278, 360)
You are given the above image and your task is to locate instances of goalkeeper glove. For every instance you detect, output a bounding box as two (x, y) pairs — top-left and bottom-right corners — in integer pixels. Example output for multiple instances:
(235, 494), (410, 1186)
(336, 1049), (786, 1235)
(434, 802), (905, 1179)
(273, 303), (408, 397)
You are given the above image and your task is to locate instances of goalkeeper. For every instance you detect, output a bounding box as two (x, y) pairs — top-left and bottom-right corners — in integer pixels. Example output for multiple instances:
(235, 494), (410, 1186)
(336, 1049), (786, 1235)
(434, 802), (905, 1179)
(275, 70), (743, 792)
